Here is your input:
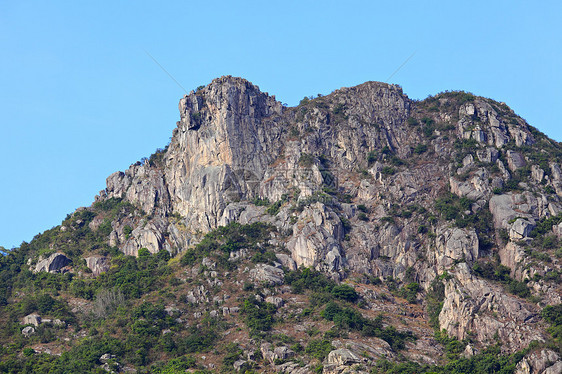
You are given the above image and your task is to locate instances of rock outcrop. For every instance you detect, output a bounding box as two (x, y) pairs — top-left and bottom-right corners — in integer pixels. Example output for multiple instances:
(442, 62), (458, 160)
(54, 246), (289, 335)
(34, 253), (71, 273)
(85, 256), (110, 276)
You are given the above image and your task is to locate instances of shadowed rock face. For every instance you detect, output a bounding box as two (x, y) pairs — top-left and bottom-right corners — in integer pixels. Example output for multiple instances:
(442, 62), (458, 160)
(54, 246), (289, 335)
(34, 253), (71, 273)
(91, 76), (562, 354)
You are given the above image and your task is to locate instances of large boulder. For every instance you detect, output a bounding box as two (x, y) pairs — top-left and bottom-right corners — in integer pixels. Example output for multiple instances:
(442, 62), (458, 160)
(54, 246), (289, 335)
(432, 227), (479, 268)
(509, 218), (535, 240)
(23, 314), (41, 326)
(327, 349), (361, 366)
(85, 256), (110, 276)
(21, 326), (35, 337)
(34, 253), (71, 273)
(515, 349), (561, 374)
(439, 263), (544, 351)
(249, 264), (284, 285)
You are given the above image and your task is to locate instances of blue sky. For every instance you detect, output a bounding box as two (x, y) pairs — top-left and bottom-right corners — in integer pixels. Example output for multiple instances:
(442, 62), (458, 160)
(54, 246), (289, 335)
(1, 1), (561, 249)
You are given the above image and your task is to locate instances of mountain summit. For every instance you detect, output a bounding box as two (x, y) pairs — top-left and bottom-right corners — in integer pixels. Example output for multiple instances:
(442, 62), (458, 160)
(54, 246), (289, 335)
(2, 76), (561, 373)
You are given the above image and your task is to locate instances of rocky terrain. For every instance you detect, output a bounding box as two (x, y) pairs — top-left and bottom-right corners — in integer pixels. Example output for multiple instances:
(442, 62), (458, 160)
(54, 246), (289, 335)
(1, 76), (561, 373)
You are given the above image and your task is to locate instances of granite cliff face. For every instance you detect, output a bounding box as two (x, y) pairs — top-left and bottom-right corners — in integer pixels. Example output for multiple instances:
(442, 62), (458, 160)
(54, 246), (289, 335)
(24, 76), (562, 372)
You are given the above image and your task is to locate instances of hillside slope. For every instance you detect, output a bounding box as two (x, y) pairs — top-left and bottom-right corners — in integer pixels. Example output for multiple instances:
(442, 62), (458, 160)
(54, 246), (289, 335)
(1, 76), (561, 373)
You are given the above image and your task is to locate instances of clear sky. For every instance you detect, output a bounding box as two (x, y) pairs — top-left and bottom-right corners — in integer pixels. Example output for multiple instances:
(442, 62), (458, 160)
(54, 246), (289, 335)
(1, 1), (561, 249)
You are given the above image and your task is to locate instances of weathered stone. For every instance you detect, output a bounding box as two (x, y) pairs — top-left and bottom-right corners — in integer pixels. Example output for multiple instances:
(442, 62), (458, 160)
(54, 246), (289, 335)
(506, 150), (526, 171)
(476, 147), (499, 163)
(250, 264), (284, 285)
(273, 346), (295, 360)
(531, 165), (545, 183)
(21, 326), (35, 337)
(34, 253), (71, 273)
(327, 348), (361, 366)
(265, 296), (284, 308)
(433, 227), (479, 268)
(23, 314), (41, 326)
(515, 349), (561, 374)
(287, 203), (343, 272)
(439, 263), (543, 351)
(233, 360), (248, 372)
(79, 76), (561, 359)
(85, 256), (110, 276)
(509, 219), (535, 240)
(275, 253), (297, 270)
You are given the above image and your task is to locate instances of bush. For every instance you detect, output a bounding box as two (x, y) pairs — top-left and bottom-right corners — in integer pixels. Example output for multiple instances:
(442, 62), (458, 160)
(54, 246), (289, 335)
(381, 166), (395, 175)
(321, 301), (414, 350)
(284, 268), (336, 294)
(180, 248), (197, 266)
(399, 283), (420, 304)
(473, 261), (531, 298)
(413, 144), (428, 154)
(299, 153), (315, 167)
(427, 278), (445, 329)
(241, 297), (277, 337)
(331, 284), (359, 302)
(137, 248), (151, 257)
(305, 339), (334, 360)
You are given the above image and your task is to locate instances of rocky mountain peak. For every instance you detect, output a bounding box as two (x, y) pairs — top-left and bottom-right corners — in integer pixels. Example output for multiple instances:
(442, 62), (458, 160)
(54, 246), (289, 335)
(8, 77), (562, 373)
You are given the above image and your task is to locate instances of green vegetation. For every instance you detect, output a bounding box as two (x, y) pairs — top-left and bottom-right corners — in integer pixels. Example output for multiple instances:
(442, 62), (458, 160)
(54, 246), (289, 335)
(305, 339), (334, 360)
(331, 284), (359, 302)
(241, 297), (277, 338)
(180, 222), (274, 270)
(427, 276), (446, 329)
(530, 213), (562, 238)
(321, 301), (415, 350)
(299, 153), (315, 167)
(398, 282), (420, 304)
(413, 144), (428, 154)
(541, 304), (562, 353)
(382, 166), (396, 175)
(373, 344), (526, 374)
(472, 261), (531, 299)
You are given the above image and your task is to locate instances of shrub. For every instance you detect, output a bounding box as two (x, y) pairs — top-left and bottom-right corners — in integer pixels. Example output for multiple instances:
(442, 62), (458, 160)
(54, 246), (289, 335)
(321, 301), (414, 350)
(333, 103), (345, 115)
(241, 297), (277, 337)
(331, 284), (359, 302)
(407, 117), (418, 126)
(123, 225), (133, 239)
(357, 204), (368, 213)
(413, 144), (428, 154)
(473, 261), (531, 298)
(266, 200), (283, 215)
(138, 248), (151, 257)
(305, 339), (334, 360)
(427, 278), (445, 329)
(180, 248), (197, 266)
(299, 153), (315, 167)
(399, 283), (420, 304)
(285, 268), (336, 294)
(381, 166), (395, 175)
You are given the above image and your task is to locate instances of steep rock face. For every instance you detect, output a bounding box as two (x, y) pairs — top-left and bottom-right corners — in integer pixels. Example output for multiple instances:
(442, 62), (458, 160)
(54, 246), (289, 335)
(286, 202), (344, 272)
(166, 77), (284, 232)
(439, 263), (543, 351)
